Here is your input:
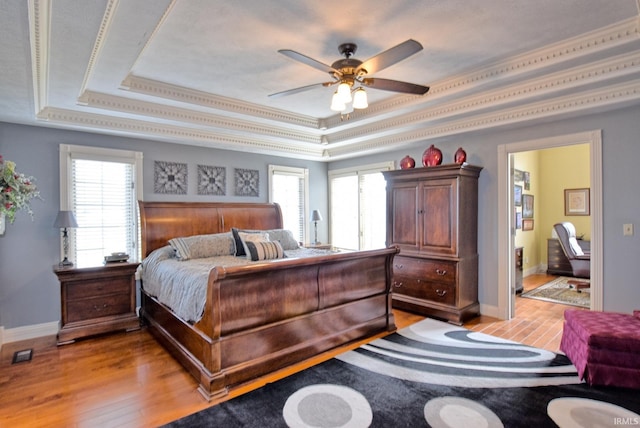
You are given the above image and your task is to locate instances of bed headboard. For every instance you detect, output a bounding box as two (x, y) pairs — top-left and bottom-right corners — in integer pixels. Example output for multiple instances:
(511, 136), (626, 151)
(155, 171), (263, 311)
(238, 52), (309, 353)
(138, 201), (284, 257)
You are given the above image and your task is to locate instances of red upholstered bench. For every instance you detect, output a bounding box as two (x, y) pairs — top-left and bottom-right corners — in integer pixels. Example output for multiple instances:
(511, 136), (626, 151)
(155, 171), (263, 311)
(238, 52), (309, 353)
(560, 309), (640, 389)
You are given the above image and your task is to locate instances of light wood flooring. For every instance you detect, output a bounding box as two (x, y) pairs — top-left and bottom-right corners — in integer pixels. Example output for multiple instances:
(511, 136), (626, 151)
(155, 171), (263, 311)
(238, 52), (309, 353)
(0, 274), (585, 428)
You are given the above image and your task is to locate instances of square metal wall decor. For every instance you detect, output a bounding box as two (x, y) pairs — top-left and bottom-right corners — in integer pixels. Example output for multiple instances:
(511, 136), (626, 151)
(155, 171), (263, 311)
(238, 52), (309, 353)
(154, 161), (188, 194)
(197, 165), (226, 196)
(234, 168), (259, 197)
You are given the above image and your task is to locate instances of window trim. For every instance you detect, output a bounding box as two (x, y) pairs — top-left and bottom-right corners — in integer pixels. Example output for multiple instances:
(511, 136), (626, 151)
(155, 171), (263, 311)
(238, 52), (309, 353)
(59, 144), (143, 262)
(328, 161), (394, 250)
(268, 164), (309, 243)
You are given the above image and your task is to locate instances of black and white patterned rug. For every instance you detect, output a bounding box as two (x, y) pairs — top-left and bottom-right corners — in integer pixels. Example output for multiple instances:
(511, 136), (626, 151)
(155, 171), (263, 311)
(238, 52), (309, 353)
(165, 318), (640, 427)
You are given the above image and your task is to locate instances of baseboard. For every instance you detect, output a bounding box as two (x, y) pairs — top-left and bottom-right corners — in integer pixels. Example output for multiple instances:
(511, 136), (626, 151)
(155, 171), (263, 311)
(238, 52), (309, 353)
(1, 321), (59, 345)
(479, 302), (500, 319)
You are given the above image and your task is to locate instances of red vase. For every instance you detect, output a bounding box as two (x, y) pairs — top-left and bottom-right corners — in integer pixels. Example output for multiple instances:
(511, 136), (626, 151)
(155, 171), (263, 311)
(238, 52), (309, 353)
(400, 155), (415, 169)
(454, 147), (467, 164)
(422, 145), (443, 167)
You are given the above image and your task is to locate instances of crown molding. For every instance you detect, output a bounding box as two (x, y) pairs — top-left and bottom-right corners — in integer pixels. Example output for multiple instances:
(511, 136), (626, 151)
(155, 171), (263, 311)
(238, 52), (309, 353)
(77, 90), (322, 144)
(120, 74), (321, 129)
(326, 50), (640, 145)
(37, 107), (326, 160)
(322, 16), (640, 129)
(324, 79), (640, 160)
(28, 0), (50, 115)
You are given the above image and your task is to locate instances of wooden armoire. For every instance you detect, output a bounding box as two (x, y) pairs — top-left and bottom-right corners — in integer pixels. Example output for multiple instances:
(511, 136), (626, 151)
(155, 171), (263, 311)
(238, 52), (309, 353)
(383, 163), (482, 324)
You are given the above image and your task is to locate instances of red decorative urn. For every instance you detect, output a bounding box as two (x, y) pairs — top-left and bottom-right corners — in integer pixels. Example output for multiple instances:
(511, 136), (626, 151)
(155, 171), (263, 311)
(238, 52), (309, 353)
(422, 145), (443, 167)
(454, 147), (467, 164)
(400, 155), (416, 169)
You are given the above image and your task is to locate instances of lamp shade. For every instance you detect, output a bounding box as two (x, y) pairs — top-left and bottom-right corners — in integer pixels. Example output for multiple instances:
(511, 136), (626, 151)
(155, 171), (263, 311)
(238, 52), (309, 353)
(54, 210), (78, 228)
(330, 91), (345, 112)
(310, 210), (323, 222)
(337, 82), (352, 103)
(352, 87), (368, 109)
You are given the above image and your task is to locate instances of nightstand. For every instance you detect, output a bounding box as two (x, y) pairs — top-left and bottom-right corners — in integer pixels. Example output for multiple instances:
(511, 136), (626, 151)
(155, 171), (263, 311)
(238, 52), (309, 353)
(53, 262), (140, 345)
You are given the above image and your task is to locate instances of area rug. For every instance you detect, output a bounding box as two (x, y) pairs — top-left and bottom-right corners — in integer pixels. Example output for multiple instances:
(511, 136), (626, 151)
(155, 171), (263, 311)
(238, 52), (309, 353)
(521, 276), (590, 308)
(164, 318), (639, 427)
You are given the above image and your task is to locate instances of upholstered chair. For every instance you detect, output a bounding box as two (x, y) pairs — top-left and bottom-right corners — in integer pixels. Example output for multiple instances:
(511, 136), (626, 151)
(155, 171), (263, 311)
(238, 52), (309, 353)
(553, 222), (590, 278)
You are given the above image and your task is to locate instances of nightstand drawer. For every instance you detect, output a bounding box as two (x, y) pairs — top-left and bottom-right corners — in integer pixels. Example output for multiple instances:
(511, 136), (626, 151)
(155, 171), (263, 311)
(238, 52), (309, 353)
(66, 293), (132, 323)
(393, 276), (456, 305)
(393, 256), (456, 285)
(65, 277), (131, 300)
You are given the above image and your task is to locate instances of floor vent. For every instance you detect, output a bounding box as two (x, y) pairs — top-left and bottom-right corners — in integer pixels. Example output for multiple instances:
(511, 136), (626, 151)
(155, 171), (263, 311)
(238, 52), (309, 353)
(12, 349), (33, 364)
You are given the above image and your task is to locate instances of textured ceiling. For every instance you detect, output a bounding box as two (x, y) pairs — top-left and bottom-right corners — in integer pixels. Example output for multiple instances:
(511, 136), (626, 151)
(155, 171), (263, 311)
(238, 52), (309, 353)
(1, 0), (639, 160)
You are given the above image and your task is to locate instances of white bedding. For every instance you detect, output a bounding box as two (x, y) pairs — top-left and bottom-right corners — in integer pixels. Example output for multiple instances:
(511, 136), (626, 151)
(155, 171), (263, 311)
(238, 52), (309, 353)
(140, 245), (335, 323)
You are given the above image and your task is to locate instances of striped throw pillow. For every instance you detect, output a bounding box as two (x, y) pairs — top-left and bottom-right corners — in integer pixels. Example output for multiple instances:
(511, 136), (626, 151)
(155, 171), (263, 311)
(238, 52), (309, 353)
(244, 240), (285, 261)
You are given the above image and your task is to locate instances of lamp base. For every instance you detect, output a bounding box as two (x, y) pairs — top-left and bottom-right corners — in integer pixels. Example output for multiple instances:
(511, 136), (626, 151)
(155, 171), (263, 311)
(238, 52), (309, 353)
(59, 258), (74, 267)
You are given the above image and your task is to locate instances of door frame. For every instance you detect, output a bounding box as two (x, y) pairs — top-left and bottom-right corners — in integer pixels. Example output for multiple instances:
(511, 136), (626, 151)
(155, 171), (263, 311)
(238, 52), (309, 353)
(497, 130), (603, 319)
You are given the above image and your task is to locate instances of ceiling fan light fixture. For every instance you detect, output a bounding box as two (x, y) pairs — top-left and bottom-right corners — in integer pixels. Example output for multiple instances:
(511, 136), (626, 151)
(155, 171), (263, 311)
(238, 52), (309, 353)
(352, 87), (368, 109)
(337, 82), (352, 103)
(330, 91), (346, 111)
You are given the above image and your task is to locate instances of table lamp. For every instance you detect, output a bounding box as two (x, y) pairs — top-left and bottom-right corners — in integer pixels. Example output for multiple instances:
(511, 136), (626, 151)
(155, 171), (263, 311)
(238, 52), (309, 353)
(310, 210), (323, 245)
(54, 210), (78, 267)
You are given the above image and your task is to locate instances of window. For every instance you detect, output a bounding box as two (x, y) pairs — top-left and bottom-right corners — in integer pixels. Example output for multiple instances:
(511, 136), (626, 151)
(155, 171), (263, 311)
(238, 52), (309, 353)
(59, 145), (143, 266)
(268, 165), (309, 244)
(329, 162), (393, 251)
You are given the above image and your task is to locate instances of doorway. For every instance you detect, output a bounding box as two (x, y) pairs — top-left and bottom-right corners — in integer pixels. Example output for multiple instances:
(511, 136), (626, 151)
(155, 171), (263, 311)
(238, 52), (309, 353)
(497, 130), (603, 320)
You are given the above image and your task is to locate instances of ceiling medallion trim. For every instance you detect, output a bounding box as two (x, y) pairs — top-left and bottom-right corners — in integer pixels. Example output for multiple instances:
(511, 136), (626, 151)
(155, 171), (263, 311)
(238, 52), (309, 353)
(78, 91), (322, 144)
(38, 107), (325, 159)
(327, 51), (640, 144)
(121, 75), (320, 129)
(325, 80), (640, 159)
(323, 16), (640, 129)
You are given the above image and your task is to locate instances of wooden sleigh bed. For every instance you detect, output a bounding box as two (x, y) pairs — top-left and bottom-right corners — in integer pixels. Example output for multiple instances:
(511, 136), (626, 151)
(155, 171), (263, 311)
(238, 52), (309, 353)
(138, 201), (398, 400)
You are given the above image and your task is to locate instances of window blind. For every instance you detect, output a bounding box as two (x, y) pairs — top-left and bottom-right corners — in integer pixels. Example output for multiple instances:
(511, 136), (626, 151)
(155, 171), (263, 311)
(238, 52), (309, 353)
(71, 158), (136, 266)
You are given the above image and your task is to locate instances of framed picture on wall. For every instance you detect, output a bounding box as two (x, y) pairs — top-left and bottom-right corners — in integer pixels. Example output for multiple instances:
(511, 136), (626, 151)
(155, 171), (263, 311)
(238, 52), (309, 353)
(522, 219), (534, 231)
(565, 188), (590, 216)
(514, 185), (522, 207)
(516, 211), (522, 229)
(522, 194), (534, 218)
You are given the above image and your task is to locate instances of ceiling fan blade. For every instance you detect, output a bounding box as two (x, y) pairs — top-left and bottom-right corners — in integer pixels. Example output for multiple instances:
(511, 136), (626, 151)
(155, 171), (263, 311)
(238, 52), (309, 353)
(268, 81), (335, 98)
(362, 78), (430, 95)
(278, 49), (341, 75)
(357, 39), (423, 75)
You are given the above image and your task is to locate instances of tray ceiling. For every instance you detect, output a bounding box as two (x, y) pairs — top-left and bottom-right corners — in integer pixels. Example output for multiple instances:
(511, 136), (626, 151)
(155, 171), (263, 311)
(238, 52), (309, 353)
(1, 0), (639, 160)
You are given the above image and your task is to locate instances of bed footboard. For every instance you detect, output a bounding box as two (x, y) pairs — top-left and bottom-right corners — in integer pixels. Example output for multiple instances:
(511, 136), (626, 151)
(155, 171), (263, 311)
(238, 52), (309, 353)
(141, 246), (399, 400)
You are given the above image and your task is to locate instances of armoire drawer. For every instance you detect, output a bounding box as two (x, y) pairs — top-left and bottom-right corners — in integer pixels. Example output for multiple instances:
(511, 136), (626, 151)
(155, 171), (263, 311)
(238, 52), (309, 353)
(392, 276), (456, 306)
(393, 256), (456, 285)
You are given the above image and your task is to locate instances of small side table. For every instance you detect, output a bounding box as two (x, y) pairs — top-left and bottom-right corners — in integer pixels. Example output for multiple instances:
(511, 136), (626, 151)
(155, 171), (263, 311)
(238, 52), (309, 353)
(53, 262), (140, 345)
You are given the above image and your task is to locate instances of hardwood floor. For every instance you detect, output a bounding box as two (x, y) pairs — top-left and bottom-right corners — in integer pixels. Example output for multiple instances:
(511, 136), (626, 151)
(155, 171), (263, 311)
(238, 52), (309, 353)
(0, 274), (584, 428)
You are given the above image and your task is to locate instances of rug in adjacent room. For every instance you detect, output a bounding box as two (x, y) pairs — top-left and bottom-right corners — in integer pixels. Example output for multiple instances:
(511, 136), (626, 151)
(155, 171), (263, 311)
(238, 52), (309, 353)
(521, 276), (590, 308)
(165, 318), (639, 427)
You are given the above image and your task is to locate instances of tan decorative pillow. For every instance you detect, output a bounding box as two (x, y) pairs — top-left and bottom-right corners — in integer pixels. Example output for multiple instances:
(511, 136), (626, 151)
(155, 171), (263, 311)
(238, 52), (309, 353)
(238, 231), (270, 259)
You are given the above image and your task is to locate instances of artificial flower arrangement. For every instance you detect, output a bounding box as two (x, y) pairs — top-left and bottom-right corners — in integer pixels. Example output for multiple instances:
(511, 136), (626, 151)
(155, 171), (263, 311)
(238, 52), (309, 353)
(0, 154), (41, 223)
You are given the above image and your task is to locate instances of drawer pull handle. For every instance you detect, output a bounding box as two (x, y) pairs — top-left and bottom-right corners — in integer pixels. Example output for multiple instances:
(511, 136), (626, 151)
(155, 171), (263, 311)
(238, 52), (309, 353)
(93, 304), (108, 311)
(435, 269), (447, 276)
(393, 281), (403, 288)
(394, 264), (404, 269)
(435, 289), (447, 297)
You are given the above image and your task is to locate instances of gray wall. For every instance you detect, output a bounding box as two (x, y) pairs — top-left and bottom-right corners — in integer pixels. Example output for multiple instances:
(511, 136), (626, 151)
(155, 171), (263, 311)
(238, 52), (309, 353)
(330, 105), (640, 313)
(2, 104), (640, 330)
(0, 123), (328, 329)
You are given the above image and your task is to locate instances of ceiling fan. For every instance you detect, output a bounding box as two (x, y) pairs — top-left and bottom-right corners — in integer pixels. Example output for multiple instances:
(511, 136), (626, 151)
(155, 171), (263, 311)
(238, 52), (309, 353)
(269, 39), (430, 112)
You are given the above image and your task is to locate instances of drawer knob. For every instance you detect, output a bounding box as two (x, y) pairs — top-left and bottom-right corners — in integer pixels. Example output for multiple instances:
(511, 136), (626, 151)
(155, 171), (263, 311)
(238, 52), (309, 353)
(435, 269), (447, 276)
(435, 289), (447, 297)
